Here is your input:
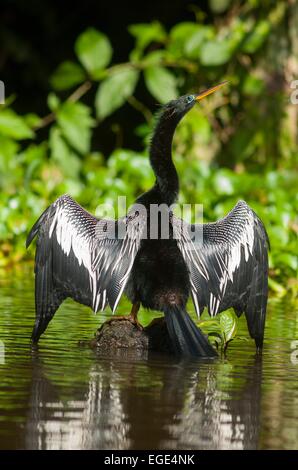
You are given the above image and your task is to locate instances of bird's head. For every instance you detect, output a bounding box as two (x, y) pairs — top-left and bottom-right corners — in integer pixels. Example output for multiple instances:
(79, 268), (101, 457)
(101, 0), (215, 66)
(162, 81), (228, 121)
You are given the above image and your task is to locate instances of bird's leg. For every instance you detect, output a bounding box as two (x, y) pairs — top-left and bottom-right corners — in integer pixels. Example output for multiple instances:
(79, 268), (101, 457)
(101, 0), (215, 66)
(103, 302), (142, 329)
(128, 302), (142, 329)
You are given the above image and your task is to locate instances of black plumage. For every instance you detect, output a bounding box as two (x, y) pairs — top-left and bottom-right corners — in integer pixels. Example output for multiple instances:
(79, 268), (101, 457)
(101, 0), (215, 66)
(27, 84), (269, 356)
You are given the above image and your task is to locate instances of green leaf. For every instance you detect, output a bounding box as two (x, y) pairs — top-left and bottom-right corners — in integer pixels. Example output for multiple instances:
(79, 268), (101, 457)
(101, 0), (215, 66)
(0, 136), (19, 167)
(144, 66), (177, 103)
(95, 67), (139, 120)
(169, 23), (214, 58)
(183, 107), (212, 144)
(75, 28), (112, 78)
(142, 50), (165, 66)
(0, 109), (34, 139)
(242, 75), (265, 96)
(219, 311), (237, 344)
(199, 319), (222, 334)
(268, 277), (287, 297)
(57, 101), (94, 154)
(128, 21), (166, 52)
(276, 253), (298, 271)
(47, 93), (61, 112)
(208, 332), (223, 349)
(242, 20), (270, 54)
(184, 27), (214, 59)
(50, 61), (86, 90)
(169, 22), (202, 55)
(22, 143), (46, 186)
(49, 126), (81, 178)
(23, 113), (41, 128)
(170, 22), (200, 39)
(200, 39), (232, 66)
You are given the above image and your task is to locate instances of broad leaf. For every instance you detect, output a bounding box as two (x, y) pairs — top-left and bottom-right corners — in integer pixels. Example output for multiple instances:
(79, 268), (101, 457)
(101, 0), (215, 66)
(0, 109), (34, 140)
(200, 39), (232, 66)
(75, 28), (112, 78)
(184, 27), (214, 59)
(169, 23), (213, 58)
(128, 22), (166, 52)
(57, 101), (94, 154)
(47, 93), (60, 112)
(219, 311), (237, 344)
(50, 61), (86, 90)
(142, 50), (166, 67)
(169, 22), (201, 55)
(49, 126), (81, 177)
(242, 20), (270, 54)
(23, 113), (41, 129)
(95, 67), (139, 120)
(144, 66), (177, 103)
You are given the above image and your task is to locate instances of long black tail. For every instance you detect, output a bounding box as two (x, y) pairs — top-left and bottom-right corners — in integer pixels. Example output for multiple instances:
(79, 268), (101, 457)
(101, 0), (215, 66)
(164, 305), (217, 357)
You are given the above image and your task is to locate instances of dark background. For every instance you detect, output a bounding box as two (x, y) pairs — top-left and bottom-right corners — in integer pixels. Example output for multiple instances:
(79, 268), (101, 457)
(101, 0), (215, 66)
(1, 0), (206, 152)
(0, 0), (297, 283)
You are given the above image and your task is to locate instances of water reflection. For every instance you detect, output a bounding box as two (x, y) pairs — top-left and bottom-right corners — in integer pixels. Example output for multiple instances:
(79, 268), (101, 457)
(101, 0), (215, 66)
(0, 270), (297, 450)
(25, 353), (131, 449)
(165, 357), (262, 450)
(24, 350), (263, 450)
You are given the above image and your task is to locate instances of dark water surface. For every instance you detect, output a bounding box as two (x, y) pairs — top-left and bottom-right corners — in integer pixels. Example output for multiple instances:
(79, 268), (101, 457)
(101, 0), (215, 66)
(0, 267), (297, 450)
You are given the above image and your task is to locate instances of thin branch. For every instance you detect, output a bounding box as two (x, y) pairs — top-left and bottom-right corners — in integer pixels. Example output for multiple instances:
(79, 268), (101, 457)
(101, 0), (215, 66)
(34, 80), (92, 130)
(127, 95), (153, 123)
(33, 55), (198, 132)
(34, 111), (55, 130)
(68, 80), (92, 102)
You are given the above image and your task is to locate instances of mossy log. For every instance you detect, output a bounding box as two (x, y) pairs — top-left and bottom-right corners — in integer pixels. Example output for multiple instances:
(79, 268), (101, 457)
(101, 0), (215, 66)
(84, 317), (174, 354)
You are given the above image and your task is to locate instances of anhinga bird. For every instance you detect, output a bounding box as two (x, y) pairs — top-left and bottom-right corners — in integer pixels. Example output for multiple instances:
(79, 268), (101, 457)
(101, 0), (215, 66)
(27, 82), (269, 356)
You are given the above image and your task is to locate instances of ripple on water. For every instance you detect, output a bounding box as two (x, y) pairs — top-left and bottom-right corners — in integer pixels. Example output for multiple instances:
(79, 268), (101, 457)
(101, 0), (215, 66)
(0, 269), (297, 449)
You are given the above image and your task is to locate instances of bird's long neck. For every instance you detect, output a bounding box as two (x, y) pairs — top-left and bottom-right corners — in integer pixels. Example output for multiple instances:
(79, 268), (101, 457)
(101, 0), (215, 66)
(149, 110), (181, 206)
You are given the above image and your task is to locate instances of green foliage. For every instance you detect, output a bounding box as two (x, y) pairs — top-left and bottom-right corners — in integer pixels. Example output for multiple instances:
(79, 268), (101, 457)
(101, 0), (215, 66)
(0, 1), (297, 305)
(0, 109), (34, 139)
(199, 310), (238, 353)
(144, 66), (177, 103)
(96, 67), (139, 119)
(242, 20), (270, 53)
(50, 61), (86, 91)
(56, 101), (94, 154)
(75, 28), (112, 78)
(128, 21), (166, 58)
(200, 39), (232, 65)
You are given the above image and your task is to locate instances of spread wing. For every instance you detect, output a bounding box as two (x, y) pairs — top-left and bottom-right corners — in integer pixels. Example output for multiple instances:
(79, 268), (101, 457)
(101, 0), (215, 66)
(172, 200), (269, 347)
(26, 194), (145, 342)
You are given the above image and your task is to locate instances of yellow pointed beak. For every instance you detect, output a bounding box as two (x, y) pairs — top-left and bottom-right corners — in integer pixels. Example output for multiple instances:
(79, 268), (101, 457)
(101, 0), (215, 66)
(195, 81), (228, 101)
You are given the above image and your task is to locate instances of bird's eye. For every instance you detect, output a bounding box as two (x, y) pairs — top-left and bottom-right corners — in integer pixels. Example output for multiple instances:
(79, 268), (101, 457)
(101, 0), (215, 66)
(186, 95), (195, 104)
